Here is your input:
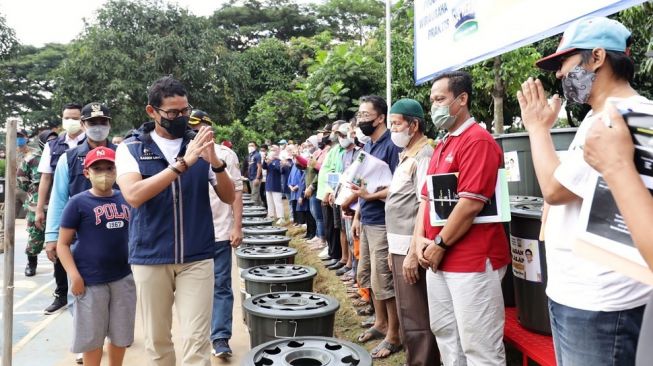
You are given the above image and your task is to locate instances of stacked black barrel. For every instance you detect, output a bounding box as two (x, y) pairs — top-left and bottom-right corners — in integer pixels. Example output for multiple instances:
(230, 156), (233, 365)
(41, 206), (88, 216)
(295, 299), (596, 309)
(495, 128), (576, 335)
(237, 197), (342, 359)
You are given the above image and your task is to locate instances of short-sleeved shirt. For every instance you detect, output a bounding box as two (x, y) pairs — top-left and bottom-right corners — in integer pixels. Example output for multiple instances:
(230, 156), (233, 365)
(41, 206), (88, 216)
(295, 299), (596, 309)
(37, 132), (86, 174)
(210, 144), (242, 242)
(359, 129), (402, 225)
(386, 136), (433, 255)
(247, 151), (261, 181)
(544, 96), (652, 311)
(420, 119), (510, 273)
(60, 190), (131, 285)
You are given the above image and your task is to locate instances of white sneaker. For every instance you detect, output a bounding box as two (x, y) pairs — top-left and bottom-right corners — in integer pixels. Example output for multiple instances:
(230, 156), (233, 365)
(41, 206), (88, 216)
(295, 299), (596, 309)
(75, 354), (83, 364)
(318, 247), (330, 259)
(276, 218), (287, 226)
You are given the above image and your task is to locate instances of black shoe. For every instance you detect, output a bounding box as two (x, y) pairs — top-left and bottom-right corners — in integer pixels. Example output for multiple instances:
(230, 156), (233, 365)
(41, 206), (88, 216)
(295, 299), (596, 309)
(336, 266), (352, 276)
(328, 262), (346, 270)
(25, 256), (37, 277)
(44, 295), (67, 315)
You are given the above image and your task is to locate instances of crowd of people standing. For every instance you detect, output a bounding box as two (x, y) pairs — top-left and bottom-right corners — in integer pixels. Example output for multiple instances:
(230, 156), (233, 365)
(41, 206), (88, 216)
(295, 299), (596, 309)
(9, 15), (653, 366)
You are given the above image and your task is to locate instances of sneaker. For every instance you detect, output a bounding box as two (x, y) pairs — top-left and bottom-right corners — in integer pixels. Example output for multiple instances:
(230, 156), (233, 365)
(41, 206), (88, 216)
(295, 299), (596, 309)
(44, 295), (67, 315)
(211, 338), (232, 359)
(75, 353), (83, 364)
(318, 248), (330, 259)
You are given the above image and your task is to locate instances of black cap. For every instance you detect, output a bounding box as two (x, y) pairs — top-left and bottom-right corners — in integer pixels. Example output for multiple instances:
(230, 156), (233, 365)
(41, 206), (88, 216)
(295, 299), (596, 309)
(17, 129), (29, 137)
(189, 110), (214, 125)
(38, 130), (58, 149)
(81, 102), (112, 121)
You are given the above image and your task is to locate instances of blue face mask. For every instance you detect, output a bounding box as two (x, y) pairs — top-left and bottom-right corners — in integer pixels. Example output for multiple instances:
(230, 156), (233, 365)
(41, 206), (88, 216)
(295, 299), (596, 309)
(17, 137), (27, 147)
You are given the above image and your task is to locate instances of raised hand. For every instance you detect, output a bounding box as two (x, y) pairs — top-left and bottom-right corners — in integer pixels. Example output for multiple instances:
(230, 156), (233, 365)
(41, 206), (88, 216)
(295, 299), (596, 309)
(517, 78), (562, 133)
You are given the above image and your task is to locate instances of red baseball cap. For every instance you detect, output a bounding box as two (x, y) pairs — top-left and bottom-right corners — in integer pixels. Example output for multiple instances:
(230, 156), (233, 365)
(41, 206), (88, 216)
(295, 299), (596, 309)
(84, 146), (115, 168)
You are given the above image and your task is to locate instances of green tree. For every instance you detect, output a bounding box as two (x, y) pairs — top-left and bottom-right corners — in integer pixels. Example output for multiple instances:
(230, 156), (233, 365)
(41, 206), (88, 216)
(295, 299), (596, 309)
(299, 42), (383, 124)
(0, 44), (69, 129)
(0, 12), (17, 60)
(215, 38), (299, 123)
(52, 0), (223, 132)
(213, 119), (264, 159)
(211, 0), (323, 51)
(317, 0), (385, 44)
(468, 47), (541, 133)
(245, 90), (312, 141)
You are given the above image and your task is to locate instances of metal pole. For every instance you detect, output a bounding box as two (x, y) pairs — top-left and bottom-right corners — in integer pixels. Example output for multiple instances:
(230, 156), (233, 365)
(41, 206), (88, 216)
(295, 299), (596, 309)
(2, 116), (17, 366)
(385, 0), (392, 127)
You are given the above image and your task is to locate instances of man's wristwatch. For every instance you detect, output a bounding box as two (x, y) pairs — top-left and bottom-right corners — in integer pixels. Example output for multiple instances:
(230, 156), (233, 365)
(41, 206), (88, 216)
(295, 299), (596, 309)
(435, 235), (449, 251)
(211, 159), (227, 173)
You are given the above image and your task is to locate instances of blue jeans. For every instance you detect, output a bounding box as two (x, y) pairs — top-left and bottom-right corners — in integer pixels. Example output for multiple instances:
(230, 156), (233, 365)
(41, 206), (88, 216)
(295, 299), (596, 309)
(211, 240), (233, 341)
(309, 196), (325, 239)
(549, 299), (644, 366)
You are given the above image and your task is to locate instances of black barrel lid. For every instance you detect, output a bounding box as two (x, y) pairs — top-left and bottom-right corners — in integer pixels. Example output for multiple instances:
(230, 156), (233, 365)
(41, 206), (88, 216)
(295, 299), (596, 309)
(244, 292), (340, 319)
(242, 217), (274, 226)
(243, 235), (291, 245)
(242, 226), (288, 235)
(235, 246), (297, 260)
(242, 265), (317, 283)
(511, 196), (544, 219)
(243, 205), (266, 211)
(247, 336), (372, 366)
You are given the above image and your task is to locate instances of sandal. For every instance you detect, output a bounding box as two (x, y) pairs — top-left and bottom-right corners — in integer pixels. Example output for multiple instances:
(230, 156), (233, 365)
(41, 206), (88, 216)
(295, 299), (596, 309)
(352, 298), (369, 307)
(357, 327), (385, 343)
(347, 292), (360, 299)
(360, 315), (375, 328)
(356, 305), (374, 316)
(370, 340), (403, 359)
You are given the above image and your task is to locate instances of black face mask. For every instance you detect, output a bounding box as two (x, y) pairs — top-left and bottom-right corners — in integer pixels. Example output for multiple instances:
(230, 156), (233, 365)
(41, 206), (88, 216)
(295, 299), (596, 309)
(317, 142), (325, 150)
(159, 115), (189, 138)
(358, 120), (376, 136)
(354, 137), (364, 148)
(321, 135), (331, 146)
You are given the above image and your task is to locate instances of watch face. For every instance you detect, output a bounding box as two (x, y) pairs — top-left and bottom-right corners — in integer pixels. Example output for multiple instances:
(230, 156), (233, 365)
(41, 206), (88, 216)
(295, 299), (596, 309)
(435, 235), (442, 245)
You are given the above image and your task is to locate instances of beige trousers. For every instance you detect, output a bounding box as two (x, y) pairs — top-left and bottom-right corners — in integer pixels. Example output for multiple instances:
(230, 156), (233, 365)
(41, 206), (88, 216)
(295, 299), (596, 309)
(132, 259), (214, 366)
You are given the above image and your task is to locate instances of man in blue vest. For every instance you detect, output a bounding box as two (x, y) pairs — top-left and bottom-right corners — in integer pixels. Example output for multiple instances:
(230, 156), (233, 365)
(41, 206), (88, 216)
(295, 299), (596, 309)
(36, 102), (86, 315)
(116, 76), (235, 366)
(43, 102), (116, 315)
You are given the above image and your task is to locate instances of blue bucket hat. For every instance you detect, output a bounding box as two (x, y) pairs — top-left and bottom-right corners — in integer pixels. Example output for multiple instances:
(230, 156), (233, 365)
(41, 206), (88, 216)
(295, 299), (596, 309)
(536, 17), (631, 71)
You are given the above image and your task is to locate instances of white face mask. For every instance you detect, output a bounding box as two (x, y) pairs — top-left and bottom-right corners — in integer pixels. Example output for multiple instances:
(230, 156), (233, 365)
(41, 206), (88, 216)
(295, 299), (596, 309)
(355, 128), (372, 145)
(248, 146), (256, 154)
(391, 128), (413, 148)
(62, 118), (82, 134)
(338, 136), (352, 148)
(86, 125), (111, 142)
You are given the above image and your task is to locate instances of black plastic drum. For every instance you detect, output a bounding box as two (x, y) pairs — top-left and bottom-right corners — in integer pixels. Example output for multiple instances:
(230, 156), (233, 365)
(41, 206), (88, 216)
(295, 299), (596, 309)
(243, 336), (372, 366)
(244, 292), (340, 348)
(242, 217), (274, 227)
(243, 235), (291, 247)
(243, 226), (288, 236)
(243, 265), (316, 298)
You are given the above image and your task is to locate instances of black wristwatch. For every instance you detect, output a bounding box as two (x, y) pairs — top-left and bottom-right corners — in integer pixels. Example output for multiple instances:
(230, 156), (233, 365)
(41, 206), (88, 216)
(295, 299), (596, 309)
(435, 235), (449, 251)
(211, 159), (227, 173)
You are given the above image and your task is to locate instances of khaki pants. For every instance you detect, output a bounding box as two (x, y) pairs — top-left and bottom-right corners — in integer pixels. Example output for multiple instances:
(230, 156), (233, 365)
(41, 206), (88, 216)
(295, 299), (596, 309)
(132, 259), (214, 366)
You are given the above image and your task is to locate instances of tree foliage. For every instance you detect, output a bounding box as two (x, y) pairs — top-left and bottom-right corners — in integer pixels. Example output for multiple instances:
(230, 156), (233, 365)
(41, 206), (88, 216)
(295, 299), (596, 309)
(0, 44), (69, 129)
(52, 0), (223, 133)
(211, 0), (323, 51)
(317, 0), (385, 44)
(245, 90), (312, 141)
(0, 12), (17, 60)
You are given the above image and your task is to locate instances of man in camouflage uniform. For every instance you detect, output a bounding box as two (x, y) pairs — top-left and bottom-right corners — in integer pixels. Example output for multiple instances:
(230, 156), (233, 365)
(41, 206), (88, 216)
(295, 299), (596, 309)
(18, 130), (58, 276)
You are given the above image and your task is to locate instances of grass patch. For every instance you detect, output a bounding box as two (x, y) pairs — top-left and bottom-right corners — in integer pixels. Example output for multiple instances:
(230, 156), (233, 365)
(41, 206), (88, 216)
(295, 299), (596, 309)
(286, 225), (405, 365)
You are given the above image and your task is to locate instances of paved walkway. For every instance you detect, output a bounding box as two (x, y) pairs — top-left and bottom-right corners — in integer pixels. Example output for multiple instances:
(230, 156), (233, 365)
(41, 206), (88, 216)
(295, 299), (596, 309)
(1, 219), (251, 365)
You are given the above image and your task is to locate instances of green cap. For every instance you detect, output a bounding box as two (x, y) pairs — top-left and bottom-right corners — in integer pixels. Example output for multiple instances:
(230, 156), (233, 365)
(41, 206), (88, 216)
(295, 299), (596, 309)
(389, 98), (424, 119)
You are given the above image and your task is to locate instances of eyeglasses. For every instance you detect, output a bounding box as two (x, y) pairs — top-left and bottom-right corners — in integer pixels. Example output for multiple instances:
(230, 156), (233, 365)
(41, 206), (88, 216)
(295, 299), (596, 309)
(154, 104), (193, 120)
(355, 112), (379, 122)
